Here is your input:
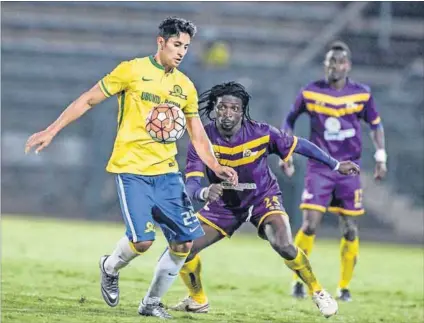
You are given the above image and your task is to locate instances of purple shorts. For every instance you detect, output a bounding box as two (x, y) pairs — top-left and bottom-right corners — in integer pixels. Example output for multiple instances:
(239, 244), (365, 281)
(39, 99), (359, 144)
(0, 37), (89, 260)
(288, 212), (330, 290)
(196, 192), (287, 237)
(300, 166), (364, 216)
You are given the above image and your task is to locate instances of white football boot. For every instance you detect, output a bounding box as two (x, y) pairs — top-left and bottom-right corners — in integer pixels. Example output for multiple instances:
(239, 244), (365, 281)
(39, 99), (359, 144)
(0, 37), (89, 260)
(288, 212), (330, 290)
(171, 296), (209, 313)
(312, 290), (338, 318)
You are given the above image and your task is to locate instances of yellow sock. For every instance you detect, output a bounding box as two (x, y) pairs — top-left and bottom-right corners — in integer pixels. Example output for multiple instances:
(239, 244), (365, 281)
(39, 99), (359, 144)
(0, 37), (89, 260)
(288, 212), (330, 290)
(285, 248), (322, 294)
(179, 255), (207, 304)
(293, 230), (316, 281)
(339, 237), (359, 289)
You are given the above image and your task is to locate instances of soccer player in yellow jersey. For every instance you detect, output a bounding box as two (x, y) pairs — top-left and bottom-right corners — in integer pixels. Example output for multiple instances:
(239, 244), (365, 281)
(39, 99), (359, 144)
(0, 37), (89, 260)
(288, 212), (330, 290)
(25, 17), (237, 319)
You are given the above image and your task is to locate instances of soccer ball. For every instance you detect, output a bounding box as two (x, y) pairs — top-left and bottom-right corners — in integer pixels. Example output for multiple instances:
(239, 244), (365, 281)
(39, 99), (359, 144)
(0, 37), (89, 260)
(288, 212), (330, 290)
(146, 103), (187, 143)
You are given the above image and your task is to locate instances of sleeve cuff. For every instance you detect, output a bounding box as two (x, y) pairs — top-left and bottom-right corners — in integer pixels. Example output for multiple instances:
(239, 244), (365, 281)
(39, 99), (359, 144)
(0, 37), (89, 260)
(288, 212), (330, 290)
(99, 80), (112, 97)
(283, 136), (298, 162)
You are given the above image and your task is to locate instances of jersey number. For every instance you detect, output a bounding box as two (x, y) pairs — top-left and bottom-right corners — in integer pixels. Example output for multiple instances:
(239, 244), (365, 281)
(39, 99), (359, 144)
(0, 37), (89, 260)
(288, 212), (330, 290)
(354, 189), (363, 208)
(182, 211), (199, 226)
(264, 196), (280, 210)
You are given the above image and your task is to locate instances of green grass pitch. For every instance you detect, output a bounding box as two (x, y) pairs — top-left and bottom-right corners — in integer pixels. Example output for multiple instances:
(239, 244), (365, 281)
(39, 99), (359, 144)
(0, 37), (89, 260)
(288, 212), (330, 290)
(2, 216), (423, 323)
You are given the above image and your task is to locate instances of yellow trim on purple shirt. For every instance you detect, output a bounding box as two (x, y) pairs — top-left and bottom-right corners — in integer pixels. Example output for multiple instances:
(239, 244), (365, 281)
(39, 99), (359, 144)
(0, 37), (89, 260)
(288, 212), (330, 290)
(186, 171), (205, 178)
(283, 136), (298, 162)
(371, 116), (381, 125)
(302, 91), (370, 106)
(306, 103), (364, 117)
(218, 148), (267, 167)
(213, 135), (270, 155)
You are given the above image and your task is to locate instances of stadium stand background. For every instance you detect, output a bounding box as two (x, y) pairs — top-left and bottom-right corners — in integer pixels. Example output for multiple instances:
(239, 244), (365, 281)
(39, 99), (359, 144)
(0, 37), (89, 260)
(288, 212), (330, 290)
(2, 2), (423, 242)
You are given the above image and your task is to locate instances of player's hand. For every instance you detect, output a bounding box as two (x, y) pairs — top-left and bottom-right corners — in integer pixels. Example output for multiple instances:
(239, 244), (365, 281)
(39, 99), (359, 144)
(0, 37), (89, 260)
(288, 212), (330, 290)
(278, 157), (295, 178)
(213, 165), (238, 185)
(337, 161), (360, 176)
(374, 162), (387, 181)
(204, 184), (223, 203)
(25, 129), (55, 154)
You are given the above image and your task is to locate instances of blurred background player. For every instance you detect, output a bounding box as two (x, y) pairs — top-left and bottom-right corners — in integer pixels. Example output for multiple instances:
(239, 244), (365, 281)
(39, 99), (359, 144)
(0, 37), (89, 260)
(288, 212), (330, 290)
(25, 17), (238, 319)
(280, 41), (387, 302)
(171, 81), (361, 318)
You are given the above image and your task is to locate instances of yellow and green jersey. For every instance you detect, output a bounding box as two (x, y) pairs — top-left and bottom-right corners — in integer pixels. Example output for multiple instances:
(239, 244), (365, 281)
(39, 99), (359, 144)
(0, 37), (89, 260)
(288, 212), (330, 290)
(99, 56), (199, 175)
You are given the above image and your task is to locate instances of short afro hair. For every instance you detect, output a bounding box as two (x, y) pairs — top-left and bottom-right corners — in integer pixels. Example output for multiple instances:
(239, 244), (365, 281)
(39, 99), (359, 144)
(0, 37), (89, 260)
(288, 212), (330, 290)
(328, 40), (352, 60)
(158, 16), (197, 40)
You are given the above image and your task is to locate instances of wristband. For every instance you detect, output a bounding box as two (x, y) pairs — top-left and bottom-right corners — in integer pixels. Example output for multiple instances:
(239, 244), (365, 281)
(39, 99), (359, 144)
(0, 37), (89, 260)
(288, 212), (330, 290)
(333, 161), (340, 171)
(374, 149), (387, 163)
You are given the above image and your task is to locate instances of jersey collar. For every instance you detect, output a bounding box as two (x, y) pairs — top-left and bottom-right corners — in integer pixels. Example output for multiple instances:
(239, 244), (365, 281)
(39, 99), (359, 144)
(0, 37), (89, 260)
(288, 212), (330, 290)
(149, 55), (174, 74)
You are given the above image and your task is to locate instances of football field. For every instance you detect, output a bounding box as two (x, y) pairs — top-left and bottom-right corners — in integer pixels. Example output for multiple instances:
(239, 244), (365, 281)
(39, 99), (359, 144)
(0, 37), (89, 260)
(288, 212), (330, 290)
(2, 216), (423, 323)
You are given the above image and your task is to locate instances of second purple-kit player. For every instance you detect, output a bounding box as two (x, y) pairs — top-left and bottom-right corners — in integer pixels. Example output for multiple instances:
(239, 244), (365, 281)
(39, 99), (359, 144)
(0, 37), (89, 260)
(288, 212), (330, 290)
(169, 81), (360, 318)
(280, 41), (387, 301)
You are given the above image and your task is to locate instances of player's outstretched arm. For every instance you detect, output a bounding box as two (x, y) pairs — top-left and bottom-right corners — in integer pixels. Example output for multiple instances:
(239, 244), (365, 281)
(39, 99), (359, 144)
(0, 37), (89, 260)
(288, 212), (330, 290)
(186, 117), (238, 185)
(370, 125), (387, 180)
(294, 137), (360, 176)
(25, 84), (107, 154)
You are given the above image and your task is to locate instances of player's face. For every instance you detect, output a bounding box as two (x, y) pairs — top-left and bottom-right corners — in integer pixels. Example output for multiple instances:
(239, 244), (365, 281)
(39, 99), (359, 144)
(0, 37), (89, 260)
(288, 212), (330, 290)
(215, 95), (243, 131)
(158, 33), (191, 68)
(324, 50), (351, 83)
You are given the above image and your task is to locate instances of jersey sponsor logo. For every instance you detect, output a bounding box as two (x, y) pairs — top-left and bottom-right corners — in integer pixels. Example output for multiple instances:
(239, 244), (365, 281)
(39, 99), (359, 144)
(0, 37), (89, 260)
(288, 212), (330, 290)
(301, 189), (314, 201)
(142, 77), (153, 82)
(324, 117), (356, 141)
(144, 222), (155, 233)
(169, 85), (187, 100)
(141, 92), (161, 104)
(221, 181), (257, 191)
(164, 99), (181, 108)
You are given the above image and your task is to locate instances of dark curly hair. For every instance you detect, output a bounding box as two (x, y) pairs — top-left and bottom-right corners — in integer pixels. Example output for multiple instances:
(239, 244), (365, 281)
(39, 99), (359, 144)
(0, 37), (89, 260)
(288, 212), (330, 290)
(158, 16), (197, 40)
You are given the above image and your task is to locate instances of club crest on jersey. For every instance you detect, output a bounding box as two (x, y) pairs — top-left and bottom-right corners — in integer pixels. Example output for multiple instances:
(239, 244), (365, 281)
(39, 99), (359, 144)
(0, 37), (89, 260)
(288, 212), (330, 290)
(169, 85), (187, 100)
(243, 149), (258, 158)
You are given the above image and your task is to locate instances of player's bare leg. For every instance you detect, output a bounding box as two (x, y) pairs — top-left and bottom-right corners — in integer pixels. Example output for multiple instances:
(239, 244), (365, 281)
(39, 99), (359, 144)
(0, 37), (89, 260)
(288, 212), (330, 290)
(292, 210), (323, 298)
(100, 238), (152, 307)
(337, 215), (359, 302)
(139, 240), (193, 319)
(172, 222), (225, 313)
(262, 214), (338, 318)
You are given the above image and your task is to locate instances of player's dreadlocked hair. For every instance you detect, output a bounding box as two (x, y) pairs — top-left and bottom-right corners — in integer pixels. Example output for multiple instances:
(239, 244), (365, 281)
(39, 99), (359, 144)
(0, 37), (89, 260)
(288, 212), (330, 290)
(198, 81), (253, 123)
(158, 16), (197, 40)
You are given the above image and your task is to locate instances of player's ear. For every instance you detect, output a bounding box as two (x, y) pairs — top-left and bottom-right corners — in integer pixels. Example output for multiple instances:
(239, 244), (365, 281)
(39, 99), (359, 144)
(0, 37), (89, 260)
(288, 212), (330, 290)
(157, 36), (165, 50)
(346, 60), (352, 72)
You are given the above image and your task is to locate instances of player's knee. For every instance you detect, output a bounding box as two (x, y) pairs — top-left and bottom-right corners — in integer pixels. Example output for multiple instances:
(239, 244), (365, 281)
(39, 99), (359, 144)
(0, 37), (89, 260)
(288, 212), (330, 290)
(301, 222), (318, 235)
(272, 240), (297, 260)
(340, 219), (358, 241)
(133, 240), (154, 253)
(169, 241), (193, 254)
(342, 226), (358, 241)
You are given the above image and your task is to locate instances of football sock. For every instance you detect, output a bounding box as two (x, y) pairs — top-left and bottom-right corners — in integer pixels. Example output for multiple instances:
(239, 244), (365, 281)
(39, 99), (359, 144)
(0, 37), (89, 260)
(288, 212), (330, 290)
(144, 248), (189, 303)
(179, 255), (208, 304)
(293, 230), (316, 281)
(104, 236), (139, 275)
(338, 237), (359, 289)
(285, 248), (322, 294)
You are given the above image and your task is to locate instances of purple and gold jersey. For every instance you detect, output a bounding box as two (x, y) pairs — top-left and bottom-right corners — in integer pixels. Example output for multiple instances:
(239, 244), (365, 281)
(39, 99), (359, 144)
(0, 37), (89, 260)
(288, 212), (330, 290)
(285, 79), (381, 165)
(185, 121), (298, 211)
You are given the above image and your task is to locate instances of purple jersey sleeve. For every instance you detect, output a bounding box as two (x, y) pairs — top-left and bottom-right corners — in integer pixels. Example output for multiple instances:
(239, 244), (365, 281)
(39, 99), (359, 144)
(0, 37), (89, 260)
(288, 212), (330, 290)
(269, 125), (298, 161)
(283, 89), (307, 131)
(185, 143), (205, 178)
(185, 143), (206, 202)
(359, 94), (382, 129)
